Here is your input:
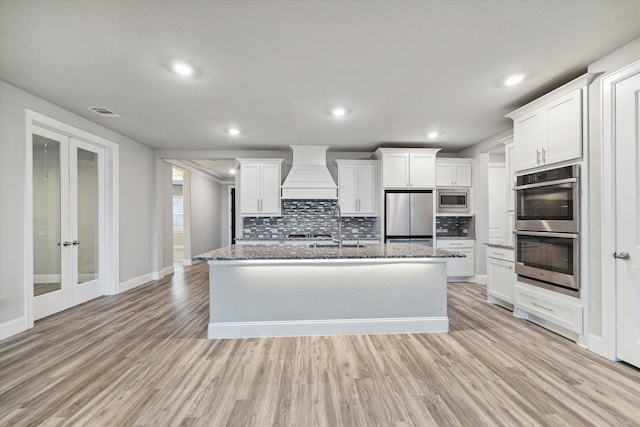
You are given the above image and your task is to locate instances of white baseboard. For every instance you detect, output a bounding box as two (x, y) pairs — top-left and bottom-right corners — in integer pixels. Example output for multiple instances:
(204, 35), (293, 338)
(208, 316), (449, 339)
(0, 316), (27, 340)
(588, 333), (604, 356)
(119, 272), (155, 293)
(152, 265), (175, 280)
(182, 258), (194, 266)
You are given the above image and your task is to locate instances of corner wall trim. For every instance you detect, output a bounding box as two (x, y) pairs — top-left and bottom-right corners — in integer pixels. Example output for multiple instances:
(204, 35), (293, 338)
(208, 317), (449, 339)
(0, 317), (27, 340)
(588, 333), (605, 357)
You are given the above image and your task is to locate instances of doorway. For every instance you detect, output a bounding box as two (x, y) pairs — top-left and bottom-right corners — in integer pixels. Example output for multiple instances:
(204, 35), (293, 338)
(230, 187), (236, 244)
(31, 126), (105, 320)
(172, 167), (185, 265)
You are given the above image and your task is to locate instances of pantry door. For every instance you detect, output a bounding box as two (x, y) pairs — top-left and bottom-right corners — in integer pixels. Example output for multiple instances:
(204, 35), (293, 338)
(613, 67), (640, 368)
(32, 127), (105, 320)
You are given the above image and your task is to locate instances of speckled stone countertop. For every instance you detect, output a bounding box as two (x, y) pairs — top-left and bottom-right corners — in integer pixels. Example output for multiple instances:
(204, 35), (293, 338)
(194, 243), (464, 261)
(484, 242), (515, 250)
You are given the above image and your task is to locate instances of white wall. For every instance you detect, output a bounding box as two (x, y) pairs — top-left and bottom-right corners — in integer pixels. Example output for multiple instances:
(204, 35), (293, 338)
(189, 172), (222, 256)
(0, 80), (158, 328)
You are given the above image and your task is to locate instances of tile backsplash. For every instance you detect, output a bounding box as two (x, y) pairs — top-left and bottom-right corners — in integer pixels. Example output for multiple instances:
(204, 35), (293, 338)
(436, 216), (475, 238)
(242, 200), (381, 240)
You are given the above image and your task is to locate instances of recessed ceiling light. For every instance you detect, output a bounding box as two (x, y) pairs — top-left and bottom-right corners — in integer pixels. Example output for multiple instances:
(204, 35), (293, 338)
(229, 169), (236, 175)
(172, 61), (195, 77)
(504, 74), (525, 86)
(330, 106), (349, 118)
(225, 127), (241, 137)
(427, 131), (439, 139)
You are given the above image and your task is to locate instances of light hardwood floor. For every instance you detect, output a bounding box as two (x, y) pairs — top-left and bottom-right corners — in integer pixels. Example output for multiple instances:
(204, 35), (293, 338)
(1, 262), (639, 426)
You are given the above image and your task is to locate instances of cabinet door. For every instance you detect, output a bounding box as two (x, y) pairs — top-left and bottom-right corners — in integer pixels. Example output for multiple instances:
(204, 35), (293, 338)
(240, 163), (261, 215)
(515, 111), (543, 171)
(356, 164), (377, 215)
(382, 153), (410, 188)
(338, 164), (358, 214)
(456, 247), (475, 276)
(505, 143), (515, 211)
(454, 164), (472, 187)
(409, 153), (436, 188)
(436, 163), (454, 187)
(260, 163), (281, 214)
(545, 88), (582, 165)
(488, 258), (515, 303)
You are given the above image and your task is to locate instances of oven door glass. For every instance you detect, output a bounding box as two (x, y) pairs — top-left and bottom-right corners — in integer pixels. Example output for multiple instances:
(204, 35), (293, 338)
(516, 183), (574, 221)
(515, 231), (578, 290)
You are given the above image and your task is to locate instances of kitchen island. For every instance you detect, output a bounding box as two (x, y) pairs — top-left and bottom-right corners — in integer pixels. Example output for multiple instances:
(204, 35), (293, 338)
(194, 243), (461, 339)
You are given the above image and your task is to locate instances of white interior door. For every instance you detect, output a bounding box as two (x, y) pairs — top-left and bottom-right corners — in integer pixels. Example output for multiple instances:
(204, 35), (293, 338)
(615, 70), (640, 367)
(32, 127), (70, 319)
(70, 138), (105, 305)
(32, 128), (105, 320)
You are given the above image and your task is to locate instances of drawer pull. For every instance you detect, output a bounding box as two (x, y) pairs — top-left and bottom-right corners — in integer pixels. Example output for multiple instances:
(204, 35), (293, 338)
(531, 302), (554, 312)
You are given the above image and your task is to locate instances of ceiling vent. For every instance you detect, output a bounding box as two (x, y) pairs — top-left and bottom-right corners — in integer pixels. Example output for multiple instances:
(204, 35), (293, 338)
(87, 107), (121, 118)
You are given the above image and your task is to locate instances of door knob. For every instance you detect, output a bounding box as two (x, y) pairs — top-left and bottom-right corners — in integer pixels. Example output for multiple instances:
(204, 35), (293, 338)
(72, 240), (80, 246)
(613, 252), (630, 260)
(62, 241), (72, 247)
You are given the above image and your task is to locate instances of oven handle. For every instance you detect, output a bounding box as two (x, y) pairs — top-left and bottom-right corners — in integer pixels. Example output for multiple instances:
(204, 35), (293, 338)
(514, 230), (578, 239)
(513, 177), (577, 191)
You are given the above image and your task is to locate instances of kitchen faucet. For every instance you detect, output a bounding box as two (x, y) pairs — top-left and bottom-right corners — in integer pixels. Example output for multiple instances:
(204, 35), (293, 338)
(333, 203), (343, 249)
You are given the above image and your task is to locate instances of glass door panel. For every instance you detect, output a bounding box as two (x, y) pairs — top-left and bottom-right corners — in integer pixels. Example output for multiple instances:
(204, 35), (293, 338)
(33, 134), (62, 296)
(76, 148), (99, 284)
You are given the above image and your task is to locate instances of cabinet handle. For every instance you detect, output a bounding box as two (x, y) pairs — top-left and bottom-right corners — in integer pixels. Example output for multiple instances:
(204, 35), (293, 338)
(531, 302), (554, 312)
(536, 149), (541, 164)
(541, 148), (546, 163)
(357, 199), (360, 212)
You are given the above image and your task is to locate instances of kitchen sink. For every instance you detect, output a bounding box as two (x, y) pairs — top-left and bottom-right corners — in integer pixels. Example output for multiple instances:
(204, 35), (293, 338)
(308, 243), (366, 248)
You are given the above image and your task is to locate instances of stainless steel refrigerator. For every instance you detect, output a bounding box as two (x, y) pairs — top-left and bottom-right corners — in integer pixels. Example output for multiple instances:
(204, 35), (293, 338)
(385, 190), (434, 246)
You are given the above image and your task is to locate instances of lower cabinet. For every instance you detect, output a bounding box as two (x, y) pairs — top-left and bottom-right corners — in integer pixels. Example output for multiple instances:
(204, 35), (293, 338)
(436, 239), (475, 280)
(514, 281), (583, 341)
(487, 247), (515, 309)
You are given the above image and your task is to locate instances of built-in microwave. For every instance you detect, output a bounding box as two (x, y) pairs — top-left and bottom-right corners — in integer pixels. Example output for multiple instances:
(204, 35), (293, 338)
(437, 189), (469, 213)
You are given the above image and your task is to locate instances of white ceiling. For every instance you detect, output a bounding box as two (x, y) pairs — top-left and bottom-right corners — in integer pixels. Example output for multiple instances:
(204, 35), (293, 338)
(1, 1), (639, 153)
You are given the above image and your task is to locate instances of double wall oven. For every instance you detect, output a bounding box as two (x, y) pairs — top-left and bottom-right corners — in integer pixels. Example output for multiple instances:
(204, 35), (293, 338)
(514, 165), (580, 296)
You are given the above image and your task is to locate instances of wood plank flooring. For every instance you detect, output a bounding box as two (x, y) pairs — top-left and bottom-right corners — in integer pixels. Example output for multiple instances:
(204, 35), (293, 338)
(1, 262), (639, 426)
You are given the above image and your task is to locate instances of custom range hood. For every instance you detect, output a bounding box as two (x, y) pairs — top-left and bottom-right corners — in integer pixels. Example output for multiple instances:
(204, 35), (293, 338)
(281, 145), (338, 199)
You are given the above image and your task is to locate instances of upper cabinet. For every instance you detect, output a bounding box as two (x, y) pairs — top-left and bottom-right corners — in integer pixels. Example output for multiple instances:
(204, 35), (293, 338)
(375, 148), (441, 189)
(507, 75), (589, 172)
(335, 160), (377, 216)
(237, 159), (283, 216)
(436, 158), (472, 187)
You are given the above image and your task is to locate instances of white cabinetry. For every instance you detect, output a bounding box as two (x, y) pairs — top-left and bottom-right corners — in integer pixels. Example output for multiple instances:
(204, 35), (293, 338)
(237, 159), (283, 216)
(335, 160), (377, 216)
(436, 159), (472, 187)
(514, 282), (583, 341)
(375, 148), (441, 189)
(487, 247), (515, 309)
(507, 75), (588, 172)
(436, 239), (475, 280)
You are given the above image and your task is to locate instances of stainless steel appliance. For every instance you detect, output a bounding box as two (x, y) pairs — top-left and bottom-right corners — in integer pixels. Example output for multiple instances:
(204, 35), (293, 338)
(514, 164), (579, 233)
(385, 190), (433, 245)
(515, 230), (579, 296)
(437, 189), (469, 213)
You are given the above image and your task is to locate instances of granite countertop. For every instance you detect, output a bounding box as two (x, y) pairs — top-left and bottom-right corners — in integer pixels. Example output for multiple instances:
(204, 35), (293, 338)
(484, 242), (515, 250)
(236, 237), (380, 242)
(194, 242), (464, 261)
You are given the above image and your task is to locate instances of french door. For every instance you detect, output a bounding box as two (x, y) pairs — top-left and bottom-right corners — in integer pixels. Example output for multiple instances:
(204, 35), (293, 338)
(32, 126), (105, 320)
